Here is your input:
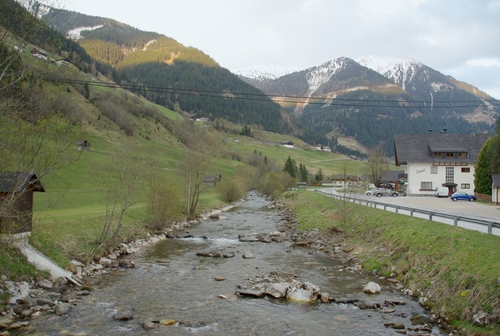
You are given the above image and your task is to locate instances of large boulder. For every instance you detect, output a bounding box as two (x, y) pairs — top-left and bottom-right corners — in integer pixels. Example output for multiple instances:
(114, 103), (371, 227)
(286, 282), (320, 302)
(363, 282), (381, 294)
(266, 283), (291, 299)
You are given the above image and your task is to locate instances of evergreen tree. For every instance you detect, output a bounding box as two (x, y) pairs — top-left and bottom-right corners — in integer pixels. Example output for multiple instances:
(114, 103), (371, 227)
(299, 164), (308, 183)
(474, 137), (492, 194)
(315, 168), (324, 183)
(283, 156), (297, 179)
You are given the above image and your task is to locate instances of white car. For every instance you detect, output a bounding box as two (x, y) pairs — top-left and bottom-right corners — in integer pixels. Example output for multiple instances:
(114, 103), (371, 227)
(365, 188), (399, 197)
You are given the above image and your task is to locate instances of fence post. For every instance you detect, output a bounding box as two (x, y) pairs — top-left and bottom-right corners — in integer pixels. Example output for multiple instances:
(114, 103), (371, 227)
(454, 217), (458, 227)
(410, 209), (414, 217)
(395, 206), (399, 214)
(429, 213), (433, 221)
(488, 222), (493, 234)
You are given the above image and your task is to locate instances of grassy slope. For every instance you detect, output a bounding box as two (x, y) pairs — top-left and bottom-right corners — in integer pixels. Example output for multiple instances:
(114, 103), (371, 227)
(283, 191), (500, 335)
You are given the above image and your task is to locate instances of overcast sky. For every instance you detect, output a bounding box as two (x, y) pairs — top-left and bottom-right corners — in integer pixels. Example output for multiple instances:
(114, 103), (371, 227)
(67, 0), (500, 99)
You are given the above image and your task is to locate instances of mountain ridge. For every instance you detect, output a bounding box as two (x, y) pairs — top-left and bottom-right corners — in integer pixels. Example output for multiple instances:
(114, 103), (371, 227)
(237, 55), (498, 154)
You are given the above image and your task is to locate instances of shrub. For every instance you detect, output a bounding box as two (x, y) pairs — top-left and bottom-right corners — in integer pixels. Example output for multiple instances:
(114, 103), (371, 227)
(217, 179), (245, 202)
(145, 179), (182, 231)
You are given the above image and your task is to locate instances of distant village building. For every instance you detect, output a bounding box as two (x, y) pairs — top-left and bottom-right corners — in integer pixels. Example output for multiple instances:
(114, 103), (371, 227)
(203, 174), (222, 187)
(0, 172), (45, 236)
(30, 48), (48, 60)
(281, 141), (294, 148)
(75, 140), (91, 151)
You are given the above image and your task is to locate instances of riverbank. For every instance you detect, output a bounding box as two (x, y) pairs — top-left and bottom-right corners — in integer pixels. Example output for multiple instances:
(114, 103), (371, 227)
(0, 199), (246, 332)
(3, 192), (442, 335)
(281, 190), (500, 336)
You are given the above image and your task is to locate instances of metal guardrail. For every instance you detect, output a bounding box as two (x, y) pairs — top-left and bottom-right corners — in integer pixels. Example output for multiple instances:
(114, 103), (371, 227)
(316, 190), (500, 235)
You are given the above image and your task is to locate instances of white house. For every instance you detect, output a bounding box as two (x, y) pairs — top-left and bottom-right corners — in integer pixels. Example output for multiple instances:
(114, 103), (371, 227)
(394, 133), (490, 197)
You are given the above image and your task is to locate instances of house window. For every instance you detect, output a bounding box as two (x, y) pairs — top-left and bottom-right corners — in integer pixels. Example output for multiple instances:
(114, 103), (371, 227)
(430, 166), (438, 174)
(458, 152), (467, 158)
(446, 167), (454, 183)
(461, 183), (470, 189)
(433, 152), (442, 158)
(446, 152), (454, 158)
(421, 182), (433, 190)
(461, 167), (470, 173)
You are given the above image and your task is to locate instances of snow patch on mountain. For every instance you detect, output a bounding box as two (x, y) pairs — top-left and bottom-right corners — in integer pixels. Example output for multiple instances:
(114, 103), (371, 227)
(142, 40), (157, 51)
(232, 64), (302, 81)
(357, 55), (424, 90)
(67, 25), (104, 40)
(306, 58), (347, 94)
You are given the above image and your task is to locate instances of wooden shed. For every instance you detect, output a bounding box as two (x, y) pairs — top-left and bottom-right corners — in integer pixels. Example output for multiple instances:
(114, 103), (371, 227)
(0, 172), (45, 235)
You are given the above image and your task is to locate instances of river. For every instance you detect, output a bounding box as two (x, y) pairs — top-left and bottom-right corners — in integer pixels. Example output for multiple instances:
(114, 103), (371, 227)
(20, 192), (441, 335)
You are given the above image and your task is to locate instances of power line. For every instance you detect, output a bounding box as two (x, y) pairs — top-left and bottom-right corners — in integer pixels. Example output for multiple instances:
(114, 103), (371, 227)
(44, 77), (500, 109)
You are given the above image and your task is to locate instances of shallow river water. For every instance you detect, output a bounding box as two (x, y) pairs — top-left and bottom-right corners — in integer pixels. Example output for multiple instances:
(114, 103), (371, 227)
(22, 192), (441, 335)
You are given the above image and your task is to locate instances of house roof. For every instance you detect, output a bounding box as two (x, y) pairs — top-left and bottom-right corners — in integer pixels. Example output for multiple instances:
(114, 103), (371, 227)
(380, 170), (406, 182)
(493, 174), (500, 188)
(394, 134), (490, 166)
(0, 172), (45, 193)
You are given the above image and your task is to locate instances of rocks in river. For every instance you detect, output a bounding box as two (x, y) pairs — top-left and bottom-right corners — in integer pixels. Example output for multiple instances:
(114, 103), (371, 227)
(214, 277), (226, 281)
(208, 214), (220, 220)
(113, 309), (134, 321)
(320, 292), (330, 303)
(160, 319), (176, 326)
(242, 251), (254, 259)
(266, 283), (290, 299)
(196, 251), (223, 258)
(118, 260), (135, 268)
(238, 234), (260, 242)
(363, 282), (381, 294)
(286, 281), (320, 303)
(196, 249), (236, 258)
(235, 288), (265, 297)
(142, 321), (158, 330)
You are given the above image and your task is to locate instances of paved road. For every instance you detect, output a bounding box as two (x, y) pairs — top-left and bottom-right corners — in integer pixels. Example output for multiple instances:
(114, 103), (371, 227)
(318, 189), (500, 235)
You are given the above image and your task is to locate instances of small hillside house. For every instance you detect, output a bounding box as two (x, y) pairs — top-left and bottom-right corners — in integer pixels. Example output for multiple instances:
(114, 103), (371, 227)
(203, 174), (222, 187)
(0, 172), (45, 235)
(281, 141), (294, 148)
(394, 134), (490, 196)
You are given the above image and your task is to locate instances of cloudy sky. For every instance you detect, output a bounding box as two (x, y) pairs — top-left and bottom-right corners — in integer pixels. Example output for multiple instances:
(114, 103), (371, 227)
(68, 0), (500, 98)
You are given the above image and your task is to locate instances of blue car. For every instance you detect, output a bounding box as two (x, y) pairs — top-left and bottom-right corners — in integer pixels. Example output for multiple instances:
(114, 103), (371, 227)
(450, 192), (476, 202)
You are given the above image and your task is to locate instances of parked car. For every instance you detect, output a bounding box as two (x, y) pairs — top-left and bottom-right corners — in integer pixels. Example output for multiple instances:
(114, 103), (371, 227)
(450, 192), (477, 202)
(365, 188), (399, 197)
(434, 187), (449, 198)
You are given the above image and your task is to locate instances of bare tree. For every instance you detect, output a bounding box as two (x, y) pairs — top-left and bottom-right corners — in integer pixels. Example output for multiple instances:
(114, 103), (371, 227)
(179, 126), (221, 218)
(366, 144), (388, 187)
(96, 148), (147, 247)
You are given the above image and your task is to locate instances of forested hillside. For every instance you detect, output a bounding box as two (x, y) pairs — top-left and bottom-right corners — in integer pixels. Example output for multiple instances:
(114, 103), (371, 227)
(41, 8), (295, 135)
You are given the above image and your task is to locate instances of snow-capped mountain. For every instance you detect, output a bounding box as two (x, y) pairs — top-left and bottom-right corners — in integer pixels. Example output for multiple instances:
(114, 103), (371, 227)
(356, 55), (424, 91)
(232, 64), (301, 82)
(239, 56), (498, 155)
(305, 58), (347, 95)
